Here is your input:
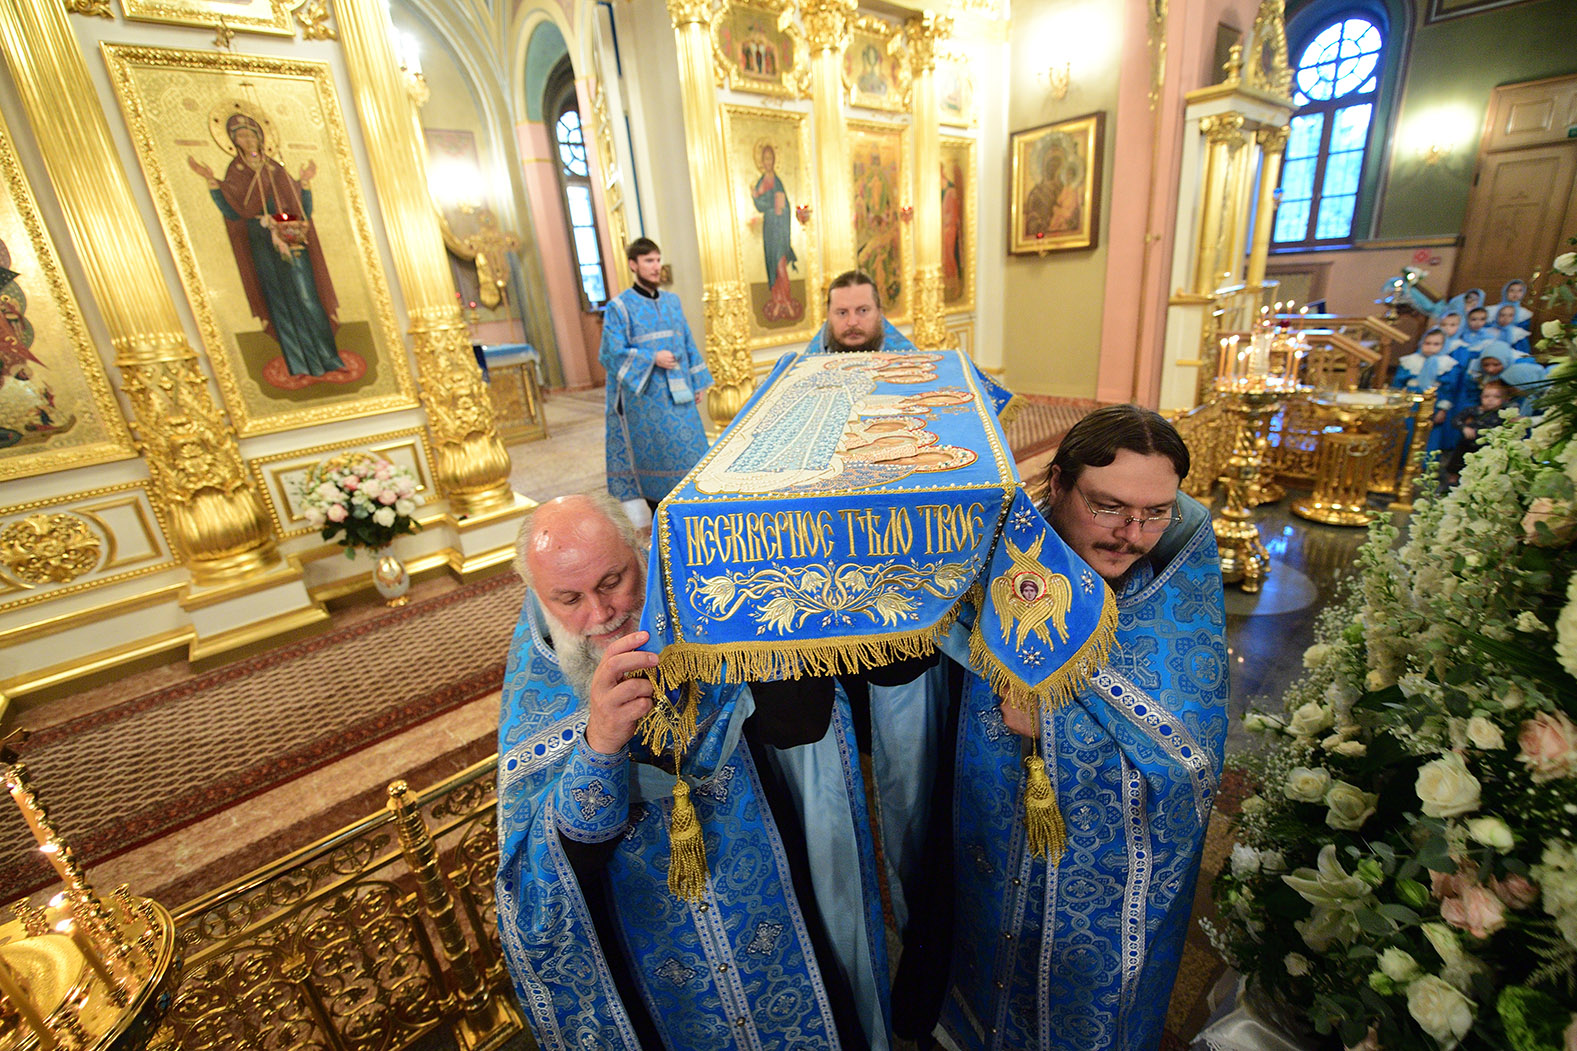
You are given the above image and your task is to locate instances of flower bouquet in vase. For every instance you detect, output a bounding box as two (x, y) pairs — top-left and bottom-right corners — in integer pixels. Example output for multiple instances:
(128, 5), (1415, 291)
(1208, 247), (1577, 1051)
(297, 451), (421, 605)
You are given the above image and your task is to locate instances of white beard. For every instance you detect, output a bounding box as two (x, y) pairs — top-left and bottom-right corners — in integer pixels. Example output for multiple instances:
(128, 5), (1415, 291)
(540, 606), (636, 698)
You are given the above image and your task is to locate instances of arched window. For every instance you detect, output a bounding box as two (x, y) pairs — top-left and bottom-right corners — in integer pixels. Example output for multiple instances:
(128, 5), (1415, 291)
(551, 90), (608, 306)
(1273, 14), (1384, 248)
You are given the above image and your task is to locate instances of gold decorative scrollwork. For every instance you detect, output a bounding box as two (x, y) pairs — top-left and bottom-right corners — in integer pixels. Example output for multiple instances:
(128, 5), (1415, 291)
(911, 266), (953, 351)
(666, 0), (711, 29)
(1257, 124), (1291, 151)
(65, 0), (112, 16)
(903, 12), (950, 75)
(702, 280), (756, 426)
(801, 0), (855, 52)
(406, 308), (513, 515)
(293, 0), (335, 38)
(1243, 0), (1293, 100)
(0, 513), (101, 586)
(1199, 111), (1247, 148)
(436, 208), (521, 310)
(689, 557), (976, 633)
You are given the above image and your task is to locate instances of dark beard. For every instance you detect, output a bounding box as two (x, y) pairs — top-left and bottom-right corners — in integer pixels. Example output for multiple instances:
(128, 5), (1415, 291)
(828, 327), (885, 354)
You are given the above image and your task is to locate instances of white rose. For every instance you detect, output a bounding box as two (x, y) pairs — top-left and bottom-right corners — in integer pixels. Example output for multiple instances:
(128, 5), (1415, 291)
(395, 498), (416, 516)
(1325, 780), (1379, 831)
(1260, 850), (1286, 873)
(1466, 716), (1504, 751)
(1302, 643), (1333, 669)
(1285, 766), (1333, 803)
(1501, 684), (1526, 710)
(1416, 753), (1482, 818)
(1334, 740), (1368, 757)
(1544, 319), (1568, 340)
(1288, 702), (1335, 739)
(304, 508), (326, 528)
(1230, 844), (1262, 878)
(373, 506), (397, 528)
(1406, 974), (1475, 1048)
(1243, 712), (1284, 733)
(1555, 251), (1577, 276)
(1284, 952), (1311, 977)
(1240, 794), (1266, 814)
(1466, 816), (1514, 851)
(1518, 611), (1546, 634)
(316, 481), (342, 502)
(1379, 947), (1422, 982)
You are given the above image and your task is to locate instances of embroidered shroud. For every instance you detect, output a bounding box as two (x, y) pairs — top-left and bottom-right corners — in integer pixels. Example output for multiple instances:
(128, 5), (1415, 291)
(638, 346), (1115, 726)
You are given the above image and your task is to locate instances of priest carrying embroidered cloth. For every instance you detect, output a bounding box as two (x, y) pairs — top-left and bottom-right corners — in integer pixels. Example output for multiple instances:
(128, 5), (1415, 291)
(601, 238), (713, 507)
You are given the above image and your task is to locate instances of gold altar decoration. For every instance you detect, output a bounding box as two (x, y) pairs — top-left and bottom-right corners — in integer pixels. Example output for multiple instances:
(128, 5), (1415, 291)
(669, 0), (756, 426)
(0, 0), (282, 587)
(0, 754), (179, 1050)
(1213, 384), (1285, 594)
(335, 0), (514, 517)
(154, 759), (521, 1051)
(0, 514), (100, 587)
(803, 0), (858, 278)
(295, 0), (335, 40)
(907, 12), (953, 352)
(103, 45), (420, 439)
(437, 209), (521, 312)
(0, 109), (137, 483)
(1290, 390), (1434, 523)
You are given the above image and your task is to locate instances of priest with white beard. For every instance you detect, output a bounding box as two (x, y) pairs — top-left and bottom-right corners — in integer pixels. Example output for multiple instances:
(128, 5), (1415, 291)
(494, 492), (869, 1049)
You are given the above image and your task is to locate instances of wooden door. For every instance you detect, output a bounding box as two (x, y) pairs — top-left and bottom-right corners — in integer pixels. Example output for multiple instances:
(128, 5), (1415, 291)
(1454, 74), (1577, 302)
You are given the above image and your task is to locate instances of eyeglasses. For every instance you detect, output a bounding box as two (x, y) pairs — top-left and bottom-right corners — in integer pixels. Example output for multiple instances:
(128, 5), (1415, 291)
(1075, 486), (1179, 534)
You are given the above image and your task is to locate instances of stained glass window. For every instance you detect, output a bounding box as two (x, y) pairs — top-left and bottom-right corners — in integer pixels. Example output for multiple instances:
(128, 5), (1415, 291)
(1273, 15), (1383, 248)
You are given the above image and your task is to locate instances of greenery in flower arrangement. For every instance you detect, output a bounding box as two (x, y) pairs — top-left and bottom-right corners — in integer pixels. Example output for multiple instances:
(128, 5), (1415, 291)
(296, 451), (421, 555)
(1208, 250), (1577, 1051)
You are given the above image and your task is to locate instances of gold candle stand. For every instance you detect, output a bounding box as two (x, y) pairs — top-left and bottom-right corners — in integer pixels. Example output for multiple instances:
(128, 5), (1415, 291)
(1213, 384), (1285, 594)
(0, 757), (178, 1051)
(1292, 432), (1378, 526)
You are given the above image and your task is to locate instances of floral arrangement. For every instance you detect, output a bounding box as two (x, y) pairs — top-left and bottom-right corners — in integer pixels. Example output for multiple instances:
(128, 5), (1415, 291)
(1209, 253), (1577, 1051)
(296, 451), (421, 555)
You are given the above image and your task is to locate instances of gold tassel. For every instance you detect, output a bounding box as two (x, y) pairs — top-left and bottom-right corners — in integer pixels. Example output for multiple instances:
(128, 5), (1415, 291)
(667, 778), (708, 902)
(1023, 750), (1066, 862)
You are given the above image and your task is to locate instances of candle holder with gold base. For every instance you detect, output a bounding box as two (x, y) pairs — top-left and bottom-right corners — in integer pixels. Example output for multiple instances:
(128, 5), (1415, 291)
(0, 745), (179, 1051)
(1213, 384), (1286, 594)
(1292, 431), (1379, 526)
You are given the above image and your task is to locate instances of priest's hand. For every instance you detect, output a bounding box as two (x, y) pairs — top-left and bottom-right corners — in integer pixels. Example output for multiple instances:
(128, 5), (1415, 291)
(586, 631), (658, 754)
(998, 700), (1038, 739)
(654, 350), (678, 369)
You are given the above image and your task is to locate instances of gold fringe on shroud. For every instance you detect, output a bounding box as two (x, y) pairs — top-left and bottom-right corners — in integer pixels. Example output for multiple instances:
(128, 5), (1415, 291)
(650, 598), (969, 696)
(996, 392), (1026, 430)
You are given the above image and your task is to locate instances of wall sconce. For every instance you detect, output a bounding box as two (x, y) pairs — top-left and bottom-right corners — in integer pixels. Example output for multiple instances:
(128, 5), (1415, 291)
(1039, 59), (1071, 101)
(394, 29), (427, 105)
(1423, 142), (1449, 166)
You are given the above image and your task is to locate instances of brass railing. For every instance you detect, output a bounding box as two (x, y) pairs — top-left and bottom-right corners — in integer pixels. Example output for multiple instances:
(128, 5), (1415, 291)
(150, 758), (530, 1051)
(1170, 393), (1233, 502)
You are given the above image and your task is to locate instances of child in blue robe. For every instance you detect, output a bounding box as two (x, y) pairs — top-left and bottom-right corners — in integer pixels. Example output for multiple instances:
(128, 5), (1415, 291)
(1497, 278), (1533, 326)
(1492, 302), (1531, 354)
(1458, 306), (1496, 356)
(1445, 287), (1486, 319)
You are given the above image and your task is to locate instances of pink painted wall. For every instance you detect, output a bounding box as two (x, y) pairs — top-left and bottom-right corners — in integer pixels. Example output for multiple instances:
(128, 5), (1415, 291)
(1097, 0), (1262, 408)
(516, 119), (598, 387)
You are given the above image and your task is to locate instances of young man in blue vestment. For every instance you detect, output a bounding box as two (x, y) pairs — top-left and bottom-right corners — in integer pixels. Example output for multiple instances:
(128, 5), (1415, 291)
(896, 406), (1230, 1051)
(495, 492), (870, 1049)
(601, 239), (714, 512)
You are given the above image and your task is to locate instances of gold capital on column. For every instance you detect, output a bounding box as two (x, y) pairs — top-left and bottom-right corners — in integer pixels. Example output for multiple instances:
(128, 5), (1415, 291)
(904, 12), (950, 74)
(336, 0), (514, 516)
(1199, 112), (1247, 147)
(0, 0), (278, 584)
(1257, 124), (1291, 152)
(666, 0), (711, 28)
(802, 0), (855, 51)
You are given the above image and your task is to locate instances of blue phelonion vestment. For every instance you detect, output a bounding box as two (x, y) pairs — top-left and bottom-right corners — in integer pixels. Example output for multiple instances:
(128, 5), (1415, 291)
(601, 287), (713, 503)
(940, 496), (1229, 1051)
(495, 598), (859, 1049)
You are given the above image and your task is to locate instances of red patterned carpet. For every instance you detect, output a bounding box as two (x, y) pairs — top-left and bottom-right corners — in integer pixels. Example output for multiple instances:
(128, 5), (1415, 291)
(0, 570), (526, 903)
(1002, 393), (1103, 462)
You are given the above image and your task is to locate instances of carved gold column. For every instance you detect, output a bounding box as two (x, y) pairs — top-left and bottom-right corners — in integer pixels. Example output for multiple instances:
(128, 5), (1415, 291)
(1192, 112), (1246, 294)
(805, 0), (858, 278)
(0, 0), (278, 586)
(907, 13), (952, 351)
(336, 0), (514, 516)
(1246, 124), (1290, 289)
(668, 0), (754, 426)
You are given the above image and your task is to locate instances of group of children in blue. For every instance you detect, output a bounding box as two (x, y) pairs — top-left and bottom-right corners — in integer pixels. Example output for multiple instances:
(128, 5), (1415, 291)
(1393, 279), (1551, 482)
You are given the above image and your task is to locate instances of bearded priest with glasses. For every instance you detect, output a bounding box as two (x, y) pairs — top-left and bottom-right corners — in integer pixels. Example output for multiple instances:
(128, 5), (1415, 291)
(894, 404), (1230, 1051)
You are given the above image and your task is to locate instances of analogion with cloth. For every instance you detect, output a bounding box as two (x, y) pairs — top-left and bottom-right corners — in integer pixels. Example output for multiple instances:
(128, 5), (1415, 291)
(635, 347), (1118, 896)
